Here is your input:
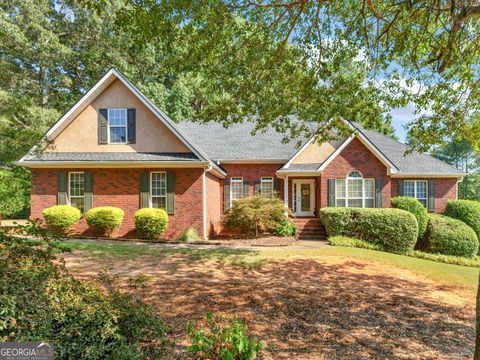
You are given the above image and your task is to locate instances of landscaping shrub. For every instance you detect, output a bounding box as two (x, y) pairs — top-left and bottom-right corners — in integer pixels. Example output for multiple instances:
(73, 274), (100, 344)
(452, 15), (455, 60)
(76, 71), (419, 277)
(391, 196), (428, 238)
(42, 205), (81, 234)
(224, 194), (287, 238)
(178, 227), (200, 241)
(85, 206), (124, 236)
(273, 220), (296, 237)
(418, 214), (478, 258)
(328, 235), (383, 251)
(443, 200), (480, 238)
(320, 207), (418, 253)
(186, 313), (264, 359)
(0, 222), (167, 358)
(134, 208), (169, 239)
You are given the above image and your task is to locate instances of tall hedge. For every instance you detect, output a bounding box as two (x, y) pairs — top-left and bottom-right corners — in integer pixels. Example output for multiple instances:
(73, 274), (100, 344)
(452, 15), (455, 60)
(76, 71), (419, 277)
(320, 208), (418, 254)
(443, 200), (480, 239)
(419, 214), (479, 258)
(391, 196), (428, 238)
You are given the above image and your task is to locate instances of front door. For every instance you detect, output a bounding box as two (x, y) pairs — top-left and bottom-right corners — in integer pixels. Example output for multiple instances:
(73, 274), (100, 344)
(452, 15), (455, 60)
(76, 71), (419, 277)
(293, 180), (315, 217)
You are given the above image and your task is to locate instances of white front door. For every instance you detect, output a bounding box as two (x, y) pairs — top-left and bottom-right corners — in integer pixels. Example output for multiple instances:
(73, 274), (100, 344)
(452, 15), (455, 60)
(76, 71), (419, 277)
(293, 180), (315, 217)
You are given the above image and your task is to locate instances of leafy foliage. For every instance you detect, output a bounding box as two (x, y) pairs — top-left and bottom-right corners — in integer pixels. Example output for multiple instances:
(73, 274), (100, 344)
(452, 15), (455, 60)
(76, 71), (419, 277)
(42, 205), (81, 234)
(224, 195), (287, 238)
(443, 200), (480, 239)
(320, 207), (418, 254)
(273, 220), (296, 237)
(0, 167), (29, 219)
(418, 214), (479, 258)
(0, 222), (168, 358)
(328, 235), (383, 251)
(391, 196), (428, 238)
(186, 313), (264, 360)
(85, 206), (125, 236)
(134, 208), (169, 239)
(177, 227), (201, 242)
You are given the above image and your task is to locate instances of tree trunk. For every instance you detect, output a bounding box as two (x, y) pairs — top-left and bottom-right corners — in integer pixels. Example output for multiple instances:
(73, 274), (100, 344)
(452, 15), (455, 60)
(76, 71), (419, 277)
(40, 66), (49, 107)
(475, 271), (480, 360)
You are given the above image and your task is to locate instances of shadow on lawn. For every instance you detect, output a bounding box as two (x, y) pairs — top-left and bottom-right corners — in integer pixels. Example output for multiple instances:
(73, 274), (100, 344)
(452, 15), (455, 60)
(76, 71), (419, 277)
(143, 259), (474, 360)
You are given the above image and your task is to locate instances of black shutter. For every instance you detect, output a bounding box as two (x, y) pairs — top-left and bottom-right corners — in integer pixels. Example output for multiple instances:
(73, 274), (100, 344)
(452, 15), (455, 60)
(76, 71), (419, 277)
(84, 172), (93, 212)
(166, 172), (175, 214)
(428, 180), (435, 212)
(398, 180), (404, 196)
(127, 108), (136, 144)
(140, 173), (149, 208)
(274, 179), (280, 195)
(224, 179), (231, 212)
(254, 180), (261, 194)
(327, 179), (336, 207)
(98, 109), (108, 144)
(243, 181), (249, 197)
(57, 173), (67, 205)
(375, 178), (383, 208)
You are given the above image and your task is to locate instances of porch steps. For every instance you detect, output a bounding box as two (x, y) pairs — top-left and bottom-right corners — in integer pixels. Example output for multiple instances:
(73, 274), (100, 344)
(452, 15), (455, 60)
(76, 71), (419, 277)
(292, 218), (327, 240)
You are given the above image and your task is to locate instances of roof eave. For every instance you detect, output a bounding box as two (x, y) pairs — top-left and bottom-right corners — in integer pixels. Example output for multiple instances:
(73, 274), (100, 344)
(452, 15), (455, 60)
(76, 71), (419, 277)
(16, 160), (210, 169)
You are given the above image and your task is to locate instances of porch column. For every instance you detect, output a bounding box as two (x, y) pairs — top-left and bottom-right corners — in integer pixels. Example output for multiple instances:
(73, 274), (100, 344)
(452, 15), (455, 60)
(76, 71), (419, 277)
(284, 176), (289, 217)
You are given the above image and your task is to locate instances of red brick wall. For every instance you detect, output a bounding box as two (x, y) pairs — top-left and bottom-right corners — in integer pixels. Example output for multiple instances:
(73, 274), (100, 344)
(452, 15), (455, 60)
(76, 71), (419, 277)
(320, 137), (391, 208)
(391, 178), (457, 213)
(205, 172), (222, 238)
(31, 167), (205, 238)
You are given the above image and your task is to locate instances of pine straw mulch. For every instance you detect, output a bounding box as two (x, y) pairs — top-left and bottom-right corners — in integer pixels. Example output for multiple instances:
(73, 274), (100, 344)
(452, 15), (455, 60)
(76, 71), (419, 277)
(62, 251), (475, 359)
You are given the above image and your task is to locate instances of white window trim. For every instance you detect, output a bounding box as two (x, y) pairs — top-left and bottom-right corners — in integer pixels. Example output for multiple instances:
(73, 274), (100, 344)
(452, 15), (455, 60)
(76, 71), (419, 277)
(230, 177), (243, 207)
(107, 108), (128, 144)
(68, 171), (85, 211)
(335, 171), (375, 208)
(404, 180), (428, 206)
(150, 171), (167, 209)
(260, 176), (274, 197)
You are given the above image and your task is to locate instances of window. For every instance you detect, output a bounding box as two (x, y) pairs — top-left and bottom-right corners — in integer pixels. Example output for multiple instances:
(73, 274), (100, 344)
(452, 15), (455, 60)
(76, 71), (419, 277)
(335, 170), (374, 208)
(151, 172), (167, 209)
(108, 108), (127, 143)
(230, 177), (243, 205)
(261, 177), (274, 198)
(69, 172), (85, 212)
(404, 180), (428, 207)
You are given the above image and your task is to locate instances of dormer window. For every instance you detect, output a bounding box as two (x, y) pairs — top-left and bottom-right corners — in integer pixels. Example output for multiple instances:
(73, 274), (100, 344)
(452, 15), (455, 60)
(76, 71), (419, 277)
(108, 108), (127, 143)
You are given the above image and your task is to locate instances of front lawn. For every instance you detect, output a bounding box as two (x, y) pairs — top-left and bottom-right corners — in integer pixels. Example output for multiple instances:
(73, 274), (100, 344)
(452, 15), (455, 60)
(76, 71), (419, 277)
(60, 239), (476, 359)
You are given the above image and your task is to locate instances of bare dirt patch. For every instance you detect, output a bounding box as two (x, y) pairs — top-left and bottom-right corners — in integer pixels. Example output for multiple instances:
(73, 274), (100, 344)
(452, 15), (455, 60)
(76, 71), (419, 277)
(61, 251), (475, 359)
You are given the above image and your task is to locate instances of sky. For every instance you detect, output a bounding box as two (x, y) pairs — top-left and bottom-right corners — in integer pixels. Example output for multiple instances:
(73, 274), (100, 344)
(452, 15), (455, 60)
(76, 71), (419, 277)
(390, 105), (414, 143)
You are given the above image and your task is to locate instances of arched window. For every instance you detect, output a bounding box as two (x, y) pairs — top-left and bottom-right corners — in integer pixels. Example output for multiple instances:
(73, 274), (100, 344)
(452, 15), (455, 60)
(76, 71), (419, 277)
(335, 170), (375, 208)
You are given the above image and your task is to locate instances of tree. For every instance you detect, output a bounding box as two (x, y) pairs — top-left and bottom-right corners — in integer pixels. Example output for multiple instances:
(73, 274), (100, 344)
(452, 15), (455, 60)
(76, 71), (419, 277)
(0, 167), (29, 223)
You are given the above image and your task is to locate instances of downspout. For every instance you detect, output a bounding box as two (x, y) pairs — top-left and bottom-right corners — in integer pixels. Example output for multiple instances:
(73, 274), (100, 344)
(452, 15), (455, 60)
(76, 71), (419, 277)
(202, 164), (212, 240)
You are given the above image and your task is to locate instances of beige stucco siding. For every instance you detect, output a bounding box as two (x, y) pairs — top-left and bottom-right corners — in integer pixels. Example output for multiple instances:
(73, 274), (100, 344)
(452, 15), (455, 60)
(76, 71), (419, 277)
(292, 141), (336, 164)
(50, 79), (189, 153)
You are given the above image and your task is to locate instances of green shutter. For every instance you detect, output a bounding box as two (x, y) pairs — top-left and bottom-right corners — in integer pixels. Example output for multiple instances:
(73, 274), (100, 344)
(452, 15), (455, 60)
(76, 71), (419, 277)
(327, 179), (336, 207)
(243, 181), (249, 197)
(375, 178), (383, 208)
(98, 109), (108, 144)
(127, 108), (136, 143)
(398, 180), (404, 196)
(57, 173), (67, 205)
(254, 180), (261, 194)
(140, 173), (149, 208)
(166, 172), (175, 214)
(84, 172), (93, 212)
(428, 180), (436, 212)
(224, 179), (230, 212)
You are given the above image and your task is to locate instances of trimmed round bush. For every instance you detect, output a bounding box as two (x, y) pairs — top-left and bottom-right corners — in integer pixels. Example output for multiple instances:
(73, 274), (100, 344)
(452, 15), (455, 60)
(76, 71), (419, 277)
(42, 205), (81, 233)
(419, 214), (479, 258)
(391, 196), (428, 238)
(320, 207), (418, 254)
(177, 227), (200, 242)
(443, 200), (480, 239)
(85, 206), (124, 235)
(134, 208), (169, 239)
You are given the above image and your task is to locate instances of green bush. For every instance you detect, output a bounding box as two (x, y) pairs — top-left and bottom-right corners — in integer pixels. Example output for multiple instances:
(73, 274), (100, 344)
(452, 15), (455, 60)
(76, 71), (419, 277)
(273, 220), (296, 237)
(85, 206), (124, 235)
(328, 235), (383, 250)
(391, 196), (428, 238)
(443, 200), (480, 238)
(0, 222), (167, 358)
(134, 208), (169, 239)
(178, 227), (201, 241)
(320, 207), (418, 254)
(418, 214), (479, 258)
(42, 205), (81, 234)
(224, 194), (287, 238)
(186, 313), (264, 359)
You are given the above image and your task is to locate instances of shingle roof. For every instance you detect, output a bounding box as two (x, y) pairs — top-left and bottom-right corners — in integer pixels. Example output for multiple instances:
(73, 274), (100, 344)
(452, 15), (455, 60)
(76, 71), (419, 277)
(23, 152), (200, 162)
(286, 163), (322, 171)
(352, 122), (465, 175)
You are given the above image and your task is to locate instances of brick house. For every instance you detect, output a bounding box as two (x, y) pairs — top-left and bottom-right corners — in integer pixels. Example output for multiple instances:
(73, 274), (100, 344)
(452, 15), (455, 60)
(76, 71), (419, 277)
(18, 69), (466, 239)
